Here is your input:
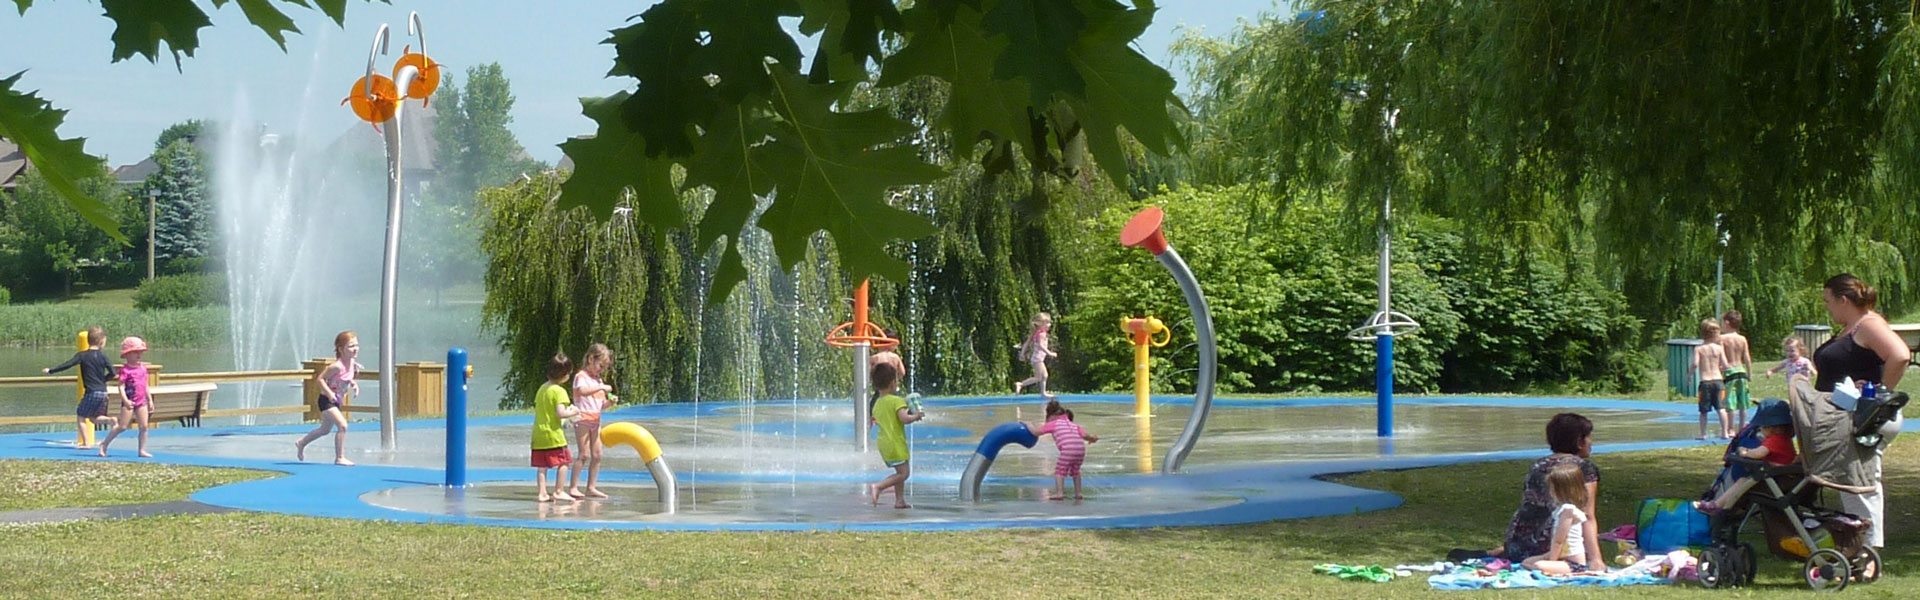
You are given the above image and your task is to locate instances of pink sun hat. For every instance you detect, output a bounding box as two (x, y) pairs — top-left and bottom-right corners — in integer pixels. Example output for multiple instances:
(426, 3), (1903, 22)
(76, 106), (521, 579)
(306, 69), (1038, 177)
(119, 336), (149, 357)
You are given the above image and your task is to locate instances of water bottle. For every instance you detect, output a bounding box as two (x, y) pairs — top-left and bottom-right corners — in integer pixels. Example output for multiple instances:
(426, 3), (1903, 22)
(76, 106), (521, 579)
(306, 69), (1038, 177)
(1862, 381), (1876, 402)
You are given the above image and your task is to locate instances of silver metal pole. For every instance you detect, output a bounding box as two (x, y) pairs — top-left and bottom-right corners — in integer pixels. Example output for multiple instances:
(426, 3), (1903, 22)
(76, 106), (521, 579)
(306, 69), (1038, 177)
(378, 63), (420, 452)
(646, 457), (678, 513)
(1158, 247), (1217, 474)
(1378, 187), (1392, 315)
(853, 342), (871, 452)
(1715, 255), (1724, 320)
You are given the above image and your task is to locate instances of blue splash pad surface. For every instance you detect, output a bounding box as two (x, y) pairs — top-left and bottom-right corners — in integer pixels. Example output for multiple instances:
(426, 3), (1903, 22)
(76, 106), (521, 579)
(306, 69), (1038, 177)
(0, 395), (1715, 531)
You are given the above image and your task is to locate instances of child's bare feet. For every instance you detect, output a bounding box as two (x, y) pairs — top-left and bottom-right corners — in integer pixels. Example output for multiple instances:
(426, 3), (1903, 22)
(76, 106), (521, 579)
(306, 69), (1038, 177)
(1073, 495), (1084, 500)
(138, 451), (153, 458)
(334, 457), (355, 466)
(295, 442), (306, 461)
(96, 447), (107, 457)
(894, 502), (911, 509)
(566, 487), (583, 498)
(554, 489), (577, 502)
(537, 491), (553, 502)
(868, 484), (881, 506)
(585, 487), (609, 498)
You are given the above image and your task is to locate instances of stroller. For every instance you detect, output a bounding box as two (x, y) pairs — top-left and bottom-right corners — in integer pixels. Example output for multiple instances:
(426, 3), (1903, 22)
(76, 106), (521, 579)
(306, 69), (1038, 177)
(1695, 386), (1907, 591)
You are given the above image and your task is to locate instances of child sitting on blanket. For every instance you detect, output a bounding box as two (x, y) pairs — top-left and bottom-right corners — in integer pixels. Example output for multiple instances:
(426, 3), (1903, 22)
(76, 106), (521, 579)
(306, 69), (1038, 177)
(1523, 464), (1603, 575)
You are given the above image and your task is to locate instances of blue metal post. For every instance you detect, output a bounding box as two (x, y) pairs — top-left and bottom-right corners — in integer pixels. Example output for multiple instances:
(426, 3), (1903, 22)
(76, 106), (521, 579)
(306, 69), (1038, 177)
(1376, 333), (1394, 437)
(446, 347), (468, 488)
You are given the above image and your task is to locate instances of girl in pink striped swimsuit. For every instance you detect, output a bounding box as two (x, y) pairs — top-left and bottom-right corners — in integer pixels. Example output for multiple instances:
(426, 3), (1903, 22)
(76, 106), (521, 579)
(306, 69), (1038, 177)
(1032, 399), (1099, 500)
(569, 343), (619, 499)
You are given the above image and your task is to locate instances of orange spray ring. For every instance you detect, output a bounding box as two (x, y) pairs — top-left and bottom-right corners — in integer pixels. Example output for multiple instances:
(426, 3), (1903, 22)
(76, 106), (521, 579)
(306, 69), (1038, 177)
(824, 280), (898, 349)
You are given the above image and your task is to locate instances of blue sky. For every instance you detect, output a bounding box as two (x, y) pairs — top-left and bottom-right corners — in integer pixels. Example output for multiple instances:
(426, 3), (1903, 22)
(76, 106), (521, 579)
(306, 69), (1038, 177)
(1, 1), (1280, 166)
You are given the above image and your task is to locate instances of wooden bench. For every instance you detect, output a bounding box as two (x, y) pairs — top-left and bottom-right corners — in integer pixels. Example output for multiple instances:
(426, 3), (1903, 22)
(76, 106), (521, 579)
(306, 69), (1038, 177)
(108, 382), (217, 427)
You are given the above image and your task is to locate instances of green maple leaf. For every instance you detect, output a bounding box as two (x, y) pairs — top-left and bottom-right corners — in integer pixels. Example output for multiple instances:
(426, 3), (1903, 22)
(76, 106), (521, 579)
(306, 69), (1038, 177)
(232, 0), (301, 50)
(880, 1), (1033, 160)
(797, 0), (903, 82)
(981, 0), (1087, 105)
(697, 0), (804, 102)
(683, 105), (782, 301)
(758, 69), (943, 284)
(557, 94), (683, 228)
(1064, 0), (1184, 185)
(0, 72), (125, 243)
(13, 0), (31, 16)
(311, 0), (350, 25)
(605, 0), (716, 157)
(101, 0), (213, 68)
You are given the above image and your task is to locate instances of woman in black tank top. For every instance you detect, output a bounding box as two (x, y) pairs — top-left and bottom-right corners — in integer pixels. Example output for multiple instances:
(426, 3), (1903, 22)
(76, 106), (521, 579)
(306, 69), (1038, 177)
(1817, 275), (1910, 393)
(1815, 273), (1910, 549)
(1813, 332), (1886, 392)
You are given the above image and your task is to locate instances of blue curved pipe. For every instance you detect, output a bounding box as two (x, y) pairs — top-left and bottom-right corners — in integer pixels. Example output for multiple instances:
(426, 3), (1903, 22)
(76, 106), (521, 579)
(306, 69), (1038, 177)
(959, 422), (1039, 501)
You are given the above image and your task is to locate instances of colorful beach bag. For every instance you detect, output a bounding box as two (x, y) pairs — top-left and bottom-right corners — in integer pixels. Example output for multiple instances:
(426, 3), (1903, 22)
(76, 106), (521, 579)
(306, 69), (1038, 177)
(1636, 498), (1710, 553)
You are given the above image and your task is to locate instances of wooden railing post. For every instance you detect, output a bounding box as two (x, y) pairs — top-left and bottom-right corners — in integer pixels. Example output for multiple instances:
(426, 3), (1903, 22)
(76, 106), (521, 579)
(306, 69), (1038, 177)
(301, 358), (330, 422)
(395, 362), (446, 417)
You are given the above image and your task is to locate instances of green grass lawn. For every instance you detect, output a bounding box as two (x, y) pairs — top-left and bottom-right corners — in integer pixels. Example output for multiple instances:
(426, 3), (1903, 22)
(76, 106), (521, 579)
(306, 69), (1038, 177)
(0, 440), (1913, 597)
(48, 286), (140, 309)
(0, 460), (265, 511)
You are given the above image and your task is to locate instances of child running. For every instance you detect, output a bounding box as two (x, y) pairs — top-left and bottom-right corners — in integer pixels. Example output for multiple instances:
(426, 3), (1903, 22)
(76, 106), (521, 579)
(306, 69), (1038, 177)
(1693, 421), (1797, 514)
(1013, 312), (1058, 399)
(1719, 310), (1754, 433)
(43, 326), (116, 448)
(867, 361), (923, 509)
(97, 337), (153, 458)
(1030, 398), (1100, 500)
(1765, 337), (1815, 382)
(295, 331), (361, 466)
(533, 351), (581, 502)
(1694, 320), (1732, 440)
(1522, 464), (1602, 576)
(568, 343), (618, 499)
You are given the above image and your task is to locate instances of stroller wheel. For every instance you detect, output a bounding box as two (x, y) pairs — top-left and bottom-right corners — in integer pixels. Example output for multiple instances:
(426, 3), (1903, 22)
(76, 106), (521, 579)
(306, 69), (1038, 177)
(1699, 547), (1729, 589)
(1804, 549), (1852, 592)
(1850, 547), (1881, 584)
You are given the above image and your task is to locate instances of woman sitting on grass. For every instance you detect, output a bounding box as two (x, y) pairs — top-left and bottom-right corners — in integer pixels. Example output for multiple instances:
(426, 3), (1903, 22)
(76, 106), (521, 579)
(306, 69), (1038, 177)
(1452, 413), (1605, 572)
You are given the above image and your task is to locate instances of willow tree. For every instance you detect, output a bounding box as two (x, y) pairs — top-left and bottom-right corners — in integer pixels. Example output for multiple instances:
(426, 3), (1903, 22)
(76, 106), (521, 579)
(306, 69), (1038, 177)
(1178, 1), (1920, 338)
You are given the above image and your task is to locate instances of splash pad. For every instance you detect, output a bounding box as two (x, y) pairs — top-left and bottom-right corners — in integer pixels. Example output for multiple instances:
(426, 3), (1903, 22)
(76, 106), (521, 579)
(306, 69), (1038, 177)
(0, 395), (1708, 531)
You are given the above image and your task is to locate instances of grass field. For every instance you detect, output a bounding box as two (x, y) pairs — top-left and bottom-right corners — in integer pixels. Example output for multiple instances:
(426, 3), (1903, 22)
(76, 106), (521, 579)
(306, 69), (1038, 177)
(0, 460), (264, 511)
(0, 439), (1912, 597)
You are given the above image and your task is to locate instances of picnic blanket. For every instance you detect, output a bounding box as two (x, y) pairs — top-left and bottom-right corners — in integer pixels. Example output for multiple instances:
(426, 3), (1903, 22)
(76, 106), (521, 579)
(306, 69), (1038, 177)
(1426, 553), (1690, 591)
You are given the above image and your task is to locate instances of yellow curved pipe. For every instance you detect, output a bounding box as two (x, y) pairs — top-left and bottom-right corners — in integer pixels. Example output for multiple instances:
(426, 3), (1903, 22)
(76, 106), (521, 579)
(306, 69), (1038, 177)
(600, 421), (662, 463)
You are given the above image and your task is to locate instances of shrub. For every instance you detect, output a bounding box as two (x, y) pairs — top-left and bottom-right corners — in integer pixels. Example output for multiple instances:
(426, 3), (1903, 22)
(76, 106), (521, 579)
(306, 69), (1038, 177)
(160, 256), (216, 276)
(0, 304), (226, 348)
(0, 286), (10, 305)
(1064, 186), (1462, 394)
(1065, 186), (1649, 395)
(133, 273), (227, 310)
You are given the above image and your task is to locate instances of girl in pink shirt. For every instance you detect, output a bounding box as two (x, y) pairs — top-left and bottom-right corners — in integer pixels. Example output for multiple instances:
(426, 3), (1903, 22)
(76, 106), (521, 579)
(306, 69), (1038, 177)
(98, 337), (153, 458)
(1031, 399), (1099, 500)
(569, 343), (619, 499)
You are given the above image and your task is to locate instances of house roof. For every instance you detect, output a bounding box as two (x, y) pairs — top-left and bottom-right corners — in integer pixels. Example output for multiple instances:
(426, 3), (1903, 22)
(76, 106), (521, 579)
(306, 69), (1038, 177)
(0, 138), (27, 191)
(112, 157), (161, 186)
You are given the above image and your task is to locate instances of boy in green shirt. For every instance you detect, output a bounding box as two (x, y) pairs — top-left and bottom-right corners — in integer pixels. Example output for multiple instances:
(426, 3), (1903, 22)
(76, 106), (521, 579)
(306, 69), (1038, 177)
(532, 352), (581, 502)
(867, 361), (923, 508)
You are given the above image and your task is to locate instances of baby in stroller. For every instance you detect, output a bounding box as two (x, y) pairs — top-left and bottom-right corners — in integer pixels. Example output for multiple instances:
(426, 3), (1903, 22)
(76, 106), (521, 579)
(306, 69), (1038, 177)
(1694, 404), (1795, 515)
(1688, 390), (1903, 590)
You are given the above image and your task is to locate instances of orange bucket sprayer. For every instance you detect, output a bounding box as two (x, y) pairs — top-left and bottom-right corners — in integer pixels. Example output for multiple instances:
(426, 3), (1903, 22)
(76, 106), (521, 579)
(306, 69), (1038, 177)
(825, 280), (898, 451)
